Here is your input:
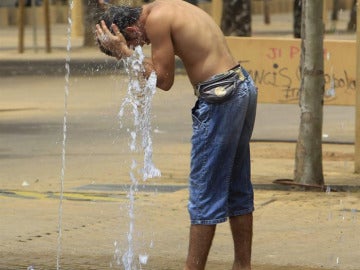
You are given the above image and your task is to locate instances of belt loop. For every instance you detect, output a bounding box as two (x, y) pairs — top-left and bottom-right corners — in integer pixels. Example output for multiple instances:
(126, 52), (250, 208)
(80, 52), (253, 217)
(237, 66), (246, 81)
(194, 87), (200, 97)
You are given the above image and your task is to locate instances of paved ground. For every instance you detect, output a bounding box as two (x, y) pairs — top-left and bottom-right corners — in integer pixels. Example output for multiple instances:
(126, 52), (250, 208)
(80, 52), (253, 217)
(0, 10), (359, 270)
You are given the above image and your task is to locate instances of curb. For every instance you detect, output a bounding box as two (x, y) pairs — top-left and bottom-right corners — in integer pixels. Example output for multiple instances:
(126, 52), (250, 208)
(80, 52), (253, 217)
(0, 58), (186, 77)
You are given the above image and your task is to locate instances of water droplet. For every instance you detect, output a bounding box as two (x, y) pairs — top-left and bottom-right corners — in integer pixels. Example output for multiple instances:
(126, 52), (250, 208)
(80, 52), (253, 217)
(139, 253), (149, 264)
(22, 181), (30, 187)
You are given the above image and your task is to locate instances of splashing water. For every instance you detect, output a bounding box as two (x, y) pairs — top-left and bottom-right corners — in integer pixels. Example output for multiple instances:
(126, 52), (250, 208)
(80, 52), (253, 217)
(114, 46), (161, 269)
(119, 46), (161, 181)
(57, 1), (73, 269)
(325, 53), (336, 98)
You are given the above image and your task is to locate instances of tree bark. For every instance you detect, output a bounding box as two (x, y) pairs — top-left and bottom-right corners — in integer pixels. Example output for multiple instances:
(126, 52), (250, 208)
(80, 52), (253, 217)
(348, 0), (357, 31)
(293, 0), (302, 38)
(83, 0), (103, 47)
(294, 0), (325, 187)
(221, 0), (251, 37)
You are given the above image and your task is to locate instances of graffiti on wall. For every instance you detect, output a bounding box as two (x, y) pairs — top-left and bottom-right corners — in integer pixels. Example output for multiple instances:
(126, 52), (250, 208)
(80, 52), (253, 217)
(237, 43), (356, 105)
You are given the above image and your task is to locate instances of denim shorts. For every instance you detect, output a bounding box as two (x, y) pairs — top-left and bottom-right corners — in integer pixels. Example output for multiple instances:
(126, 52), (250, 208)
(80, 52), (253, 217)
(188, 70), (257, 225)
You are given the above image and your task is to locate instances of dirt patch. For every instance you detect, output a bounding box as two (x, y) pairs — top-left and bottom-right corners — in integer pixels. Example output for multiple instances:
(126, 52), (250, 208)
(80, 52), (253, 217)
(251, 142), (354, 161)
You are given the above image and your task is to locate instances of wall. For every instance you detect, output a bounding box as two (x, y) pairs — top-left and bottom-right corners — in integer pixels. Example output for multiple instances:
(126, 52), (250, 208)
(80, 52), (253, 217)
(226, 37), (356, 106)
(252, 0), (355, 14)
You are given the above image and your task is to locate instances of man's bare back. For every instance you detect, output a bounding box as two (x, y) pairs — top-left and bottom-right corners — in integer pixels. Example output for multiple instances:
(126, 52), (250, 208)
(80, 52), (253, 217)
(95, 0), (237, 90)
(143, 0), (237, 87)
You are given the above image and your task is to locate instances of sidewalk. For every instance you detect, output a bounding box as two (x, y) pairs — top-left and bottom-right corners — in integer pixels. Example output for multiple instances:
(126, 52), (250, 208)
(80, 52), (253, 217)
(1, 11), (359, 270)
(0, 11), (358, 184)
(1, 64), (359, 270)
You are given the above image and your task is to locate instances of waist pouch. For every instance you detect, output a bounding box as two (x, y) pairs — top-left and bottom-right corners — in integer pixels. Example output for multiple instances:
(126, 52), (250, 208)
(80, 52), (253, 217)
(194, 65), (247, 103)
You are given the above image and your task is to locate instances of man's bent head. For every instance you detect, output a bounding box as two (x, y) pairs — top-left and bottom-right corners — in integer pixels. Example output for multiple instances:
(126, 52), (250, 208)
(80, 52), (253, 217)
(99, 5), (142, 40)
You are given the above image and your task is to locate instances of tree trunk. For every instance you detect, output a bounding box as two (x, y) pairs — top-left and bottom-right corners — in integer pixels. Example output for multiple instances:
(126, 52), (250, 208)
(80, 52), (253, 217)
(221, 0), (251, 37)
(185, 0), (198, 5)
(348, 0), (357, 31)
(293, 0), (302, 38)
(83, 0), (103, 47)
(294, 0), (325, 187)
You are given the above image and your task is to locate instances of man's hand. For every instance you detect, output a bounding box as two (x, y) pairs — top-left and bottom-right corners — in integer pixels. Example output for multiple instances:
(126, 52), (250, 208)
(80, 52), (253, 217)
(95, 20), (132, 59)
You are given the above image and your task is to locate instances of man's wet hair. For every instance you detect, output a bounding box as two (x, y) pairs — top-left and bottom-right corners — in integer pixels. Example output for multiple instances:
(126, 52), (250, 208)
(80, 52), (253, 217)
(97, 5), (143, 57)
(100, 5), (143, 38)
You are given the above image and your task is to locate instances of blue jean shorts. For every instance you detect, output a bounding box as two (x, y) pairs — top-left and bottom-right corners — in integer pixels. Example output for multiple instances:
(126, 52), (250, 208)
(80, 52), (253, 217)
(188, 69), (257, 225)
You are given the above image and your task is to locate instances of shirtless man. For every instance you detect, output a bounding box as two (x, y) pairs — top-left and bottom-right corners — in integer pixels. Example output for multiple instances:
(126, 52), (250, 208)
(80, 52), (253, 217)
(95, 1), (257, 269)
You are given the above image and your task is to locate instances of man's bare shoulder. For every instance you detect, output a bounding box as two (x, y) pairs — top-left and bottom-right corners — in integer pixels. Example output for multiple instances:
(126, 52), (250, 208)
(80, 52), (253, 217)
(144, 0), (174, 27)
(148, 0), (214, 33)
(143, 2), (173, 39)
(146, 0), (205, 20)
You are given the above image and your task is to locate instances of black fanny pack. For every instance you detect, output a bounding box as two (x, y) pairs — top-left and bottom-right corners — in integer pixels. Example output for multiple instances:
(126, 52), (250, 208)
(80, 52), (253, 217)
(194, 65), (247, 103)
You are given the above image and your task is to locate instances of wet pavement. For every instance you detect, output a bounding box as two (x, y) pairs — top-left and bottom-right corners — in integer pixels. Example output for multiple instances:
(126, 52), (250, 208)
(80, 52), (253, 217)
(1, 11), (359, 270)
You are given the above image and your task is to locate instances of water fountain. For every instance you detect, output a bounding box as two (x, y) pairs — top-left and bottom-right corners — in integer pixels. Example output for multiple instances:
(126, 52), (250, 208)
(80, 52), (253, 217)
(112, 46), (161, 269)
(57, 0), (73, 269)
(56, 2), (160, 268)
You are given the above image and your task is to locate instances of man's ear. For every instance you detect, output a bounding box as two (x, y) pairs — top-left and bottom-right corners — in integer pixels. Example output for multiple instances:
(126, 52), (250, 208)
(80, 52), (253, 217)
(124, 26), (138, 38)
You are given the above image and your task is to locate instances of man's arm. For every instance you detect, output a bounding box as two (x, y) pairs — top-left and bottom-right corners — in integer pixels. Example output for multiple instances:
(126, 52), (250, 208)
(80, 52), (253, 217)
(145, 11), (175, 91)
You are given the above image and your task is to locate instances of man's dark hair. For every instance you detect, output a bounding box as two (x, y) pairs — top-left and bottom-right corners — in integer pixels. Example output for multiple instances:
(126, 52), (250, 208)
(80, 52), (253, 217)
(100, 6), (142, 38)
(97, 5), (142, 57)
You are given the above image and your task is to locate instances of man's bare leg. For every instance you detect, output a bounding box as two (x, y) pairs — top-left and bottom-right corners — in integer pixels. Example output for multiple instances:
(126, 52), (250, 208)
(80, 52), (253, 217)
(184, 224), (216, 270)
(229, 213), (253, 270)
